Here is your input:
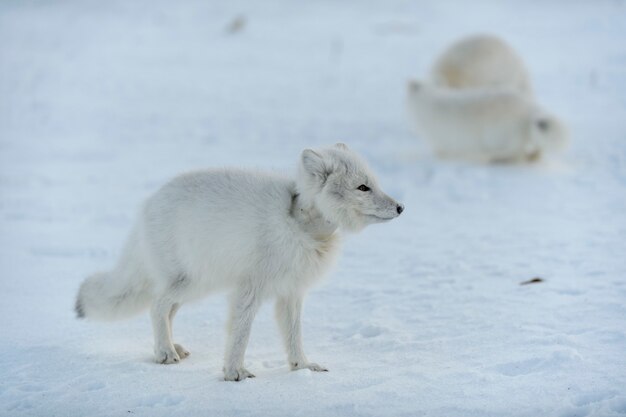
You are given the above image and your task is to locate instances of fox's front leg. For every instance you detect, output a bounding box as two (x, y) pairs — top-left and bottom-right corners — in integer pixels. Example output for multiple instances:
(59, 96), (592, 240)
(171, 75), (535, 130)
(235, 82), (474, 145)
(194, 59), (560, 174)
(275, 295), (327, 372)
(223, 285), (261, 381)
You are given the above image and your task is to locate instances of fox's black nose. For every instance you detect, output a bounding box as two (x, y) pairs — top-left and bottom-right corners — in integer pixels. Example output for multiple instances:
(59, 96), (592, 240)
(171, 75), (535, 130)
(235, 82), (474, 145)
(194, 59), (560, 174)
(396, 204), (404, 215)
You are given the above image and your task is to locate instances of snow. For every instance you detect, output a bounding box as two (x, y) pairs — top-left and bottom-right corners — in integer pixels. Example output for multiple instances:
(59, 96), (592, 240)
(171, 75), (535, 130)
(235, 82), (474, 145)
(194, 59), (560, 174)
(1, 0), (625, 416)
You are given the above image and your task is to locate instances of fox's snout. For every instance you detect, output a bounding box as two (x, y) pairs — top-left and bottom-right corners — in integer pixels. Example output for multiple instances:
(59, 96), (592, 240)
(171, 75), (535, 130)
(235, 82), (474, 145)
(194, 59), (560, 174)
(377, 196), (404, 221)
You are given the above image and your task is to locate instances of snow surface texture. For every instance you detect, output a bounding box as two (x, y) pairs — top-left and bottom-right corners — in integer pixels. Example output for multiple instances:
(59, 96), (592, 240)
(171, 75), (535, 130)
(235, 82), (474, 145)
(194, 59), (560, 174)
(1, 1), (625, 416)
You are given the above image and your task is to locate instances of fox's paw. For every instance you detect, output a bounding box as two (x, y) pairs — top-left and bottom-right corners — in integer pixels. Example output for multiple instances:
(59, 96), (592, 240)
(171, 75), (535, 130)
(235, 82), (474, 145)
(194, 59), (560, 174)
(154, 347), (181, 364)
(224, 367), (255, 382)
(290, 361), (328, 372)
(174, 343), (190, 359)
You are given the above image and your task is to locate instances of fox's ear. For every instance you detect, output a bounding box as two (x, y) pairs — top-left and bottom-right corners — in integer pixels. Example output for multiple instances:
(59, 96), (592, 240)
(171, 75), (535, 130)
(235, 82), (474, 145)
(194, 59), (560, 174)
(334, 142), (349, 151)
(301, 149), (330, 184)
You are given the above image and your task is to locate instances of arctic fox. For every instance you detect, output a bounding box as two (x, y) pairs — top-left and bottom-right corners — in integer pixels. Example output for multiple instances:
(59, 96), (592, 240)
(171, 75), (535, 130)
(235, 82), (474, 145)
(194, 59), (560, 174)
(75, 144), (403, 381)
(406, 81), (567, 162)
(431, 34), (532, 94)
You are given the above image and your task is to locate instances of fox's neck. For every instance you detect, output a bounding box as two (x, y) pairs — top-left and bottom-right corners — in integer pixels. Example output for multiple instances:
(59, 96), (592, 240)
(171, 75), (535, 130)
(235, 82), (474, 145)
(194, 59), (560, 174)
(290, 193), (338, 239)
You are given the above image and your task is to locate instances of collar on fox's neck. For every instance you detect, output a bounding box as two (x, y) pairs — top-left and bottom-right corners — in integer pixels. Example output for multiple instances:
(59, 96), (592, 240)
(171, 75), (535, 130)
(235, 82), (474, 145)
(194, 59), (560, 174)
(290, 193), (338, 239)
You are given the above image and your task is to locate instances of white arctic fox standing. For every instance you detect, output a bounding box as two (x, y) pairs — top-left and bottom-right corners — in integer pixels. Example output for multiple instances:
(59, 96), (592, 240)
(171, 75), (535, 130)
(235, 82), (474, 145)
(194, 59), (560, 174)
(431, 34), (533, 95)
(76, 144), (403, 381)
(406, 81), (568, 162)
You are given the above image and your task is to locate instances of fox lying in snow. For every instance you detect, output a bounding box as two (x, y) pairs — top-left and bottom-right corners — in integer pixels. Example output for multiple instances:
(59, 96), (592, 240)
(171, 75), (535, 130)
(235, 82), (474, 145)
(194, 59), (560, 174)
(409, 34), (568, 163)
(76, 144), (403, 381)
(407, 80), (567, 163)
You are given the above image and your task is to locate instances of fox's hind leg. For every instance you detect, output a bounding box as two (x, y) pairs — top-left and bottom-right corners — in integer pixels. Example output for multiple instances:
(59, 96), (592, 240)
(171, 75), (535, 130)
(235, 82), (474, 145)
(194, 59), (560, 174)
(151, 296), (182, 364)
(168, 303), (190, 359)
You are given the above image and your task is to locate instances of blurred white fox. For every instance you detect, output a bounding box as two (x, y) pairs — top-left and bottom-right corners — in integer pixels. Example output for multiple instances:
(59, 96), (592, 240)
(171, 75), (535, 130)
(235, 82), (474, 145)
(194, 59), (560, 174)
(407, 81), (568, 163)
(75, 144), (403, 381)
(432, 34), (533, 95)
(408, 34), (567, 162)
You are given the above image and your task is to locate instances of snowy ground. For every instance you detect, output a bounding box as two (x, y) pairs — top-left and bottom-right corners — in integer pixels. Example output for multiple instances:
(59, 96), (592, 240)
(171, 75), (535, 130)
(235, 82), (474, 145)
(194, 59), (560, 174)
(1, 1), (626, 416)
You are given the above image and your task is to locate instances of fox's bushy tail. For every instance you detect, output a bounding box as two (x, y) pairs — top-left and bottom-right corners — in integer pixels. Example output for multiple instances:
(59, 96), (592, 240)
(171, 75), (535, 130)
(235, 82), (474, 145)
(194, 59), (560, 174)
(75, 271), (152, 320)
(75, 228), (153, 320)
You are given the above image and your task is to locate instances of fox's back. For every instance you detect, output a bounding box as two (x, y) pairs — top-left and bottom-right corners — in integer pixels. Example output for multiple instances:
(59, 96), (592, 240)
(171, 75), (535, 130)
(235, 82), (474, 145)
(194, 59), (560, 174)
(146, 168), (293, 226)
(140, 170), (295, 288)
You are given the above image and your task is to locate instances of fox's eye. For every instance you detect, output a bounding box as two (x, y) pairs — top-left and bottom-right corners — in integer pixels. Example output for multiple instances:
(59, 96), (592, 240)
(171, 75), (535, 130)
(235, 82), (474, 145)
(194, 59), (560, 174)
(357, 184), (370, 192)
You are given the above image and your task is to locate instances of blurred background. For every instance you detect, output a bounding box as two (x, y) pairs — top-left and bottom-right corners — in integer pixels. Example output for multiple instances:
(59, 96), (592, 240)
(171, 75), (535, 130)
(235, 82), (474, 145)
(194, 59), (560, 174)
(1, 1), (625, 416)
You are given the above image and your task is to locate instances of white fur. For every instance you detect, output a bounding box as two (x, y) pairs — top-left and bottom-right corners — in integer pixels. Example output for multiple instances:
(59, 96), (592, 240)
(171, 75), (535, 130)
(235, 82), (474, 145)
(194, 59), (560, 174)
(432, 34), (532, 94)
(407, 81), (568, 163)
(75, 144), (403, 381)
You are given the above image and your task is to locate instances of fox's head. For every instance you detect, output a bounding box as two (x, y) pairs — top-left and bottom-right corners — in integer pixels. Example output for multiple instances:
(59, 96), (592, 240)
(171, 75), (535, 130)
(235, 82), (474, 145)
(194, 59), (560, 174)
(528, 113), (569, 159)
(296, 143), (404, 232)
